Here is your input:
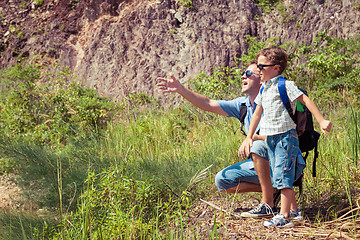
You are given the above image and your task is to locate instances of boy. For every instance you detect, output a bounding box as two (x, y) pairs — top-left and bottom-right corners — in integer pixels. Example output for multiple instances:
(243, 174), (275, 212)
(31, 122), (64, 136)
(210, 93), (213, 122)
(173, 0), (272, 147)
(239, 46), (332, 227)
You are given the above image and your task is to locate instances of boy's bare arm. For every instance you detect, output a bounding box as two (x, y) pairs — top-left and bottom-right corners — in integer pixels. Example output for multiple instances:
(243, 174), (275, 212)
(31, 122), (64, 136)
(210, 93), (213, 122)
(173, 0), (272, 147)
(297, 94), (332, 134)
(238, 106), (263, 158)
(253, 134), (267, 141)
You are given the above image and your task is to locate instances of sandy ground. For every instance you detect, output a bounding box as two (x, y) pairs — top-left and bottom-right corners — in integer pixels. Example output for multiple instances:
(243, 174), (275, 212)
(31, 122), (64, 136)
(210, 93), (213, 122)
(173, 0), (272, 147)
(0, 174), (24, 210)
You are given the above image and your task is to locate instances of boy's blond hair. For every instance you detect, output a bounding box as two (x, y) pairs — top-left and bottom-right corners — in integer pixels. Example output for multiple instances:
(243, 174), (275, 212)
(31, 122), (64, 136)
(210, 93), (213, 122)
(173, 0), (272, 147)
(256, 46), (288, 74)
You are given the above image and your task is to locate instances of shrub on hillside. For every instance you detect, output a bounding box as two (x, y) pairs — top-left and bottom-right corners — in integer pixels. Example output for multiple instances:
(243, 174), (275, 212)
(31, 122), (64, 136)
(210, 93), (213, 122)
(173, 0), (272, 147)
(0, 64), (120, 147)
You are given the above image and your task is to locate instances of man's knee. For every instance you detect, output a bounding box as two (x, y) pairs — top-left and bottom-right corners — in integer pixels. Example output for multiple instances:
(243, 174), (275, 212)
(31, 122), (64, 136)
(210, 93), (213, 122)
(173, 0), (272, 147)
(214, 170), (228, 191)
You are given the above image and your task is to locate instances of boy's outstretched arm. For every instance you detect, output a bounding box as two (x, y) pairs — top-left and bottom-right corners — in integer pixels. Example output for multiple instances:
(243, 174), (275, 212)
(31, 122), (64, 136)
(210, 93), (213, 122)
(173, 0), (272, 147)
(238, 105), (263, 159)
(297, 94), (332, 134)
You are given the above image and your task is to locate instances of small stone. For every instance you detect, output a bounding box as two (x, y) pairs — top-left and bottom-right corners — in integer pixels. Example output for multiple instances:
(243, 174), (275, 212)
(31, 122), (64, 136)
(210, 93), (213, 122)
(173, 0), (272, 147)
(175, 12), (183, 23)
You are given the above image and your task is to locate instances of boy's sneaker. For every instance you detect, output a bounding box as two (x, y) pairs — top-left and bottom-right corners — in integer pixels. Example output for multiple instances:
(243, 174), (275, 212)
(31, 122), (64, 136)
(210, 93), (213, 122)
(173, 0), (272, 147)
(263, 213), (294, 228)
(240, 202), (277, 218)
(290, 209), (303, 221)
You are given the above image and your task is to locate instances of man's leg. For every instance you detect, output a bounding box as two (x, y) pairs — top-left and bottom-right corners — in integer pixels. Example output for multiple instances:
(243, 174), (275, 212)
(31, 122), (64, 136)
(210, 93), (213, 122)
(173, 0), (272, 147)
(215, 158), (261, 193)
(222, 182), (261, 194)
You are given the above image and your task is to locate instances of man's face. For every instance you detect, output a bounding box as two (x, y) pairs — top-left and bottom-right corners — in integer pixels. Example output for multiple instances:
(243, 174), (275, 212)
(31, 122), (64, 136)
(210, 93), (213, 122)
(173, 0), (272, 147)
(257, 55), (280, 82)
(241, 64), (261, 95)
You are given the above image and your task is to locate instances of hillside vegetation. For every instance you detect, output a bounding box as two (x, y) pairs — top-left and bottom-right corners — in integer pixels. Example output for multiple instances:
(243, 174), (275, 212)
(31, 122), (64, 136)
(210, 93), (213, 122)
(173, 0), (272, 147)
(1, 0), (360, 103)
(0, 33), (359, 239)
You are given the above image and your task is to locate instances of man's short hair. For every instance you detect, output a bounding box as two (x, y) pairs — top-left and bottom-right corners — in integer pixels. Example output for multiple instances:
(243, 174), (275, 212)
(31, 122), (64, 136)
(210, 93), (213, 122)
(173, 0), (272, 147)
(248, 60), (257, 66)
(256, 46), (288, 74)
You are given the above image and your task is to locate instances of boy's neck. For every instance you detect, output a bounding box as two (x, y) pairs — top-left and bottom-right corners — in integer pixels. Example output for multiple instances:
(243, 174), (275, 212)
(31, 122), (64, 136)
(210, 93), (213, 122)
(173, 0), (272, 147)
(262, 74), (282, 83)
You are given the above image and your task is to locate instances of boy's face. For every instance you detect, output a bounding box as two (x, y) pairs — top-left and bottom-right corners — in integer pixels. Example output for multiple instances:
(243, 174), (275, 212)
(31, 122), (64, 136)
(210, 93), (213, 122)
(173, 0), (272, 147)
(257, 55), (281, 82)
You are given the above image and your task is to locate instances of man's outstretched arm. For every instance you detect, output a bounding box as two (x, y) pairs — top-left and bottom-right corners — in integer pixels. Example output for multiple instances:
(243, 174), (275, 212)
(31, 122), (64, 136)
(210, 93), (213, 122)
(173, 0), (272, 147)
(157, 75), (228, 116)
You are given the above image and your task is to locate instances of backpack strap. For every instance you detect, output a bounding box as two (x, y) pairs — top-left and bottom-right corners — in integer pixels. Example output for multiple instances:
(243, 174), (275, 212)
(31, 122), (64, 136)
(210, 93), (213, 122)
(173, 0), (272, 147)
(238, 100), (260, 137)
(260, 85), (264, 94)
(239, 102), (247, 136)
(260, 77), (294, 117)
(303, 144), (318, 178)
(313, 143), (319, 177)
(277, 77), (294, 118)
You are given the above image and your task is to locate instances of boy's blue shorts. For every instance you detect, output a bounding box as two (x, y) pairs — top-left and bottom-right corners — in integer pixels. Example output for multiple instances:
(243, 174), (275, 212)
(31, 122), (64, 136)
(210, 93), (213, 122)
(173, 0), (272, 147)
(267, 129), (299, 190)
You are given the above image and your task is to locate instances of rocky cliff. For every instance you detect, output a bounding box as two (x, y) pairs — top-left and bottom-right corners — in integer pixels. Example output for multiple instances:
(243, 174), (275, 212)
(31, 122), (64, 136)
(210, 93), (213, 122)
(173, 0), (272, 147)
(1, 0), (359, 102)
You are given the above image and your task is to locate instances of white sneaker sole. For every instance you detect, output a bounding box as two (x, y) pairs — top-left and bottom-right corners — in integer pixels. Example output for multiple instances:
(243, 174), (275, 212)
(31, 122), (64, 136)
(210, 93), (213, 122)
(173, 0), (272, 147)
(263, 220), (294, 228)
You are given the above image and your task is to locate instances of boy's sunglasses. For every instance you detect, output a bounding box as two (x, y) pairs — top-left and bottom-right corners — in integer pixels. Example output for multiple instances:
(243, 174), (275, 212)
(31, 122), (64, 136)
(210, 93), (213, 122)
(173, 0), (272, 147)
(257, 64), (276, 70)
(242, 70), (258, 78)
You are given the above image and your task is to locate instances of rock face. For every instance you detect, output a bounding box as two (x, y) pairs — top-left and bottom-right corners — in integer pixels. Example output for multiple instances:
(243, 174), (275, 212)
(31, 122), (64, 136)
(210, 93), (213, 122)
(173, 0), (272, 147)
(1, 0), (360, 103)
(70, 0), (260, 101)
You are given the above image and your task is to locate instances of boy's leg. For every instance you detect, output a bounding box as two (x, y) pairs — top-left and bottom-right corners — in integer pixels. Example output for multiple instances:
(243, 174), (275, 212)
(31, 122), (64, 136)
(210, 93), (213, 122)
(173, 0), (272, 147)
(252, 153), (274, 207)
(280, 188), (295, 217)
(289, 190), (299, 212)
(241, 140), (277, 218)
(264, 130), (298, 227)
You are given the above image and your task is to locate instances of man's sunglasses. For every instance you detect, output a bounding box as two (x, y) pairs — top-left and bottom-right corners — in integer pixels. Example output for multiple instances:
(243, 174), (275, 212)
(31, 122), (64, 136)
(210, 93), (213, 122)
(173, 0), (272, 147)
(242, 70), (258, 78)
(257, 64), (276, 70)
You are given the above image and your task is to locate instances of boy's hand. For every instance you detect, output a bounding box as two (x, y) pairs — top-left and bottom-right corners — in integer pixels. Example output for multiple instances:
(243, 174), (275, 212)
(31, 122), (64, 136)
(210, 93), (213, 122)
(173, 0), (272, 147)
(320, 120), (332, 134)
(238, 137), (253, 159)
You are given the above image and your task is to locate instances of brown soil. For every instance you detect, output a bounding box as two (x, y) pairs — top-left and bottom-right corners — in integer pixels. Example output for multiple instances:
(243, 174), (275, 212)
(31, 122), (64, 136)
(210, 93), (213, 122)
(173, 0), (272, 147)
(185, 189), (355, 240)
(0, 174), (23, 209)
(0, 174), (38, 211)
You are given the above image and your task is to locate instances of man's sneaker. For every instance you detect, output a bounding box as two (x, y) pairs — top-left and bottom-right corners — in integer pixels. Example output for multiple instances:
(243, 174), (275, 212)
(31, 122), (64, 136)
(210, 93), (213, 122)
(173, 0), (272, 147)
(263, 213), (294, 228)
(240, 202), (277, 218)
(290, 209), (303, 221)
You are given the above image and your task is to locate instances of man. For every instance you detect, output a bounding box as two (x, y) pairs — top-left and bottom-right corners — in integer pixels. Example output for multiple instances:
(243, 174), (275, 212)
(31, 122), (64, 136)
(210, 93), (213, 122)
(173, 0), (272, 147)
(156, 61), (305, 218)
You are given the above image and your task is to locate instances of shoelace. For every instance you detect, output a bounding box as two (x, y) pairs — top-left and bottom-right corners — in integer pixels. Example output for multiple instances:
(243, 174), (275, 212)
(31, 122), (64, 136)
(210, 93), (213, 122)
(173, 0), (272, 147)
(250, 202), (274, 215)
(269, 214), (287, 225)
(249, 203), (265, 213)
(264, 203), (275, 215)
(273, 214), (284, 221)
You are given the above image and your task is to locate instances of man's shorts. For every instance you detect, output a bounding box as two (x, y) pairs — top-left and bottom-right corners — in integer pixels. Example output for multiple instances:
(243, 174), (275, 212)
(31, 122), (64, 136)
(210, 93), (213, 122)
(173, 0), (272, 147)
(267, 129), (299, 189)
(215, 140), (268, 191)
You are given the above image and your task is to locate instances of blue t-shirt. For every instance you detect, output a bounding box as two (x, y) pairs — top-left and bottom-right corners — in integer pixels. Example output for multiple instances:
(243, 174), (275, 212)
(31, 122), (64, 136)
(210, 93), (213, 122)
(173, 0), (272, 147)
(217, 97), (260, 134)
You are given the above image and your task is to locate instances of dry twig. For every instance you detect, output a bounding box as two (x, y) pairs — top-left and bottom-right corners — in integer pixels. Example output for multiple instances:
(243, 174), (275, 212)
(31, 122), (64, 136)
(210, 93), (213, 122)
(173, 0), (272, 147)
(200, 198), (242, 219)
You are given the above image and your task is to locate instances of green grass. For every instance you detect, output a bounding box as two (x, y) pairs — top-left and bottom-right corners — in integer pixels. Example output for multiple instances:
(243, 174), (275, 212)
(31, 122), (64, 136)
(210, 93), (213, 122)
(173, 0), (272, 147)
(101, 107), (240, 191)
(0, 209), (56, 240)
(0, 104), (358, 239)
(0, 33), (359, 239)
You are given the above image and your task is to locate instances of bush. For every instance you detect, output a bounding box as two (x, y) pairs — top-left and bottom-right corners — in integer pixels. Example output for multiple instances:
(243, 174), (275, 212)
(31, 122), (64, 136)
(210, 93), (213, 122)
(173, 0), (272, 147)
(0, 64), (120, 148)
(189, 66), (242, 100)
(237, 33), (360, 109)
(54, 168), (172, 239)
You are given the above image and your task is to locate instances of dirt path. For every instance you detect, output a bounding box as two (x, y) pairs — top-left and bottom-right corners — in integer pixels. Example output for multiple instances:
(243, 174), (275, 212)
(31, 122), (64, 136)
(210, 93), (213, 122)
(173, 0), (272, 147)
(186, 190), (351, 240)
(0, 174), (24, 210)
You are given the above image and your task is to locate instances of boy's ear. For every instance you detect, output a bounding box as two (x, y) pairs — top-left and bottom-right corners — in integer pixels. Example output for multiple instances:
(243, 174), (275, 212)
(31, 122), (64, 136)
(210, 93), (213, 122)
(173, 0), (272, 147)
(275, 64), (281, 74)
